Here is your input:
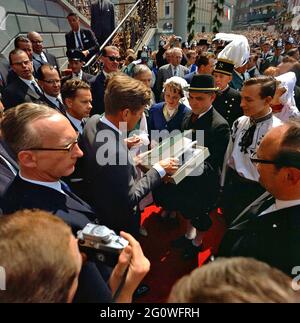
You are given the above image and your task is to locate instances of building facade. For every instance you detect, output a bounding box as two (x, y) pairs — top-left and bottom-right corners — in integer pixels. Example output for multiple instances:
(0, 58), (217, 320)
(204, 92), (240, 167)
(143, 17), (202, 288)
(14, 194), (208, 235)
(157, 0), (236, 37)
(232, 0), (279, 30)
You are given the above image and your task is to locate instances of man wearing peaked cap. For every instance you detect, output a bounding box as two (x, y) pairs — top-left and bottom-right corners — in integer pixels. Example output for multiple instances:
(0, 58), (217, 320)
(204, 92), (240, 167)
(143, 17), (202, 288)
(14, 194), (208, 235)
(212, 58), (243, 127)
(267, 40), (284, 68)
(153, 73), (231, 260)
(61, 49), (94, 85)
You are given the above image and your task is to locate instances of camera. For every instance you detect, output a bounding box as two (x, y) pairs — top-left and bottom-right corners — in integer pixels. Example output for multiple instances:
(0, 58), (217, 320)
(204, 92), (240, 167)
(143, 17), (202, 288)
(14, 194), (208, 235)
(77, 224), (129, 267)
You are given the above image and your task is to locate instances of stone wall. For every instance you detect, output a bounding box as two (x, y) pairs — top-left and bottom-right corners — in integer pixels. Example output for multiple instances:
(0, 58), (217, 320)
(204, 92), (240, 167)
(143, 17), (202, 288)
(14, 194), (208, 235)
(0, 0), (90, 69)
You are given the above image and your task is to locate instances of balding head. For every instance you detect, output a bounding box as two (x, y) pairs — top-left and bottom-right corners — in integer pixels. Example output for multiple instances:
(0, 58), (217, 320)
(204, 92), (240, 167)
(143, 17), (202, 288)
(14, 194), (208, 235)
(256, 120), (300, 200)
(27, 32), (44, 55)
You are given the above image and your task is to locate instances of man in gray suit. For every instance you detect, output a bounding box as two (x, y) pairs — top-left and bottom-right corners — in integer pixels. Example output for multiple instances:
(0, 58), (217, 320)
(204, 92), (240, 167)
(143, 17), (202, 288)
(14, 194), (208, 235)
(90, 0), (115, 47)
(156, 47), (189, 101)
(80, 73), (178, 237)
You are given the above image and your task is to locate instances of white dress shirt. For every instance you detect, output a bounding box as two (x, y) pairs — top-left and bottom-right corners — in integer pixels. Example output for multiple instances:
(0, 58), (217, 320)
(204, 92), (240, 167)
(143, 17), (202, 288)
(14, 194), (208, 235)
(44, 93), (63, 108)
(228, 113), (282, 182)
(100, 115), (166, 178)
(260, 199), (300, 216)
(66, 112), (83, 134)
(33, 52), (48, 63)
(19, 77), (42, 94)
(72, 70), (83, 80)
(19, 172), (65, 194)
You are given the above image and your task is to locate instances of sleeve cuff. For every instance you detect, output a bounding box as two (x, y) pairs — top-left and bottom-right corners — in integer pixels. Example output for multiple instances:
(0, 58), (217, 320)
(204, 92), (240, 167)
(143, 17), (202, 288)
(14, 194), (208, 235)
(153, 163), (166, 178)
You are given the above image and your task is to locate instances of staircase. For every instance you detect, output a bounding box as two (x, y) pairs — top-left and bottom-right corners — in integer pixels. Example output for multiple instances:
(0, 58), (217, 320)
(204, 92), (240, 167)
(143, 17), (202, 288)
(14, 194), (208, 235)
(0, 0), (158, 73)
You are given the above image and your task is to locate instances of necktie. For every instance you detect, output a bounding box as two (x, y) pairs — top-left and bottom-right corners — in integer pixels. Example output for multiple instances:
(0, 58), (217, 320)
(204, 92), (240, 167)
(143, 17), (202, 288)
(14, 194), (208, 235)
(75, 32), (83, 49)
(173, 67), (178, 77)
(191, 113), (199, 123)
(31, 81), (43, 97)
(239, 121), (256, 154)
(56, 99), (66, 115)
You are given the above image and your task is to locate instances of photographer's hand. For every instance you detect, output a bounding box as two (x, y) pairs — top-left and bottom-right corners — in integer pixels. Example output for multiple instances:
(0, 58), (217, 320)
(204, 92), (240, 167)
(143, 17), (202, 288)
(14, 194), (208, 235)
(109, 232), (150, 303)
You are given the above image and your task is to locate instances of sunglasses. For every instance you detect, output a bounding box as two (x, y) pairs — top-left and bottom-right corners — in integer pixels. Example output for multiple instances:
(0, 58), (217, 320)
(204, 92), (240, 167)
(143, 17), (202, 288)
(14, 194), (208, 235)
(104, 55), (122, 62)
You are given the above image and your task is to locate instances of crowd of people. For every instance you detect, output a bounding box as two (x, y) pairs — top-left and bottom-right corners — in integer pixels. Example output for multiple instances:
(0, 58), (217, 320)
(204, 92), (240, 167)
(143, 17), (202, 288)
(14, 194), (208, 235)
(0, 10), (300, 303)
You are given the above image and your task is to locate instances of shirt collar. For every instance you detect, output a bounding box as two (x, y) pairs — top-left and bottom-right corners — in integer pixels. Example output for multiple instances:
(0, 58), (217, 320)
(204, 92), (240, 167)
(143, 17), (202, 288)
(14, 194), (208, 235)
(44, 93), (62, 106)
(101, 115), (122, 135)
(275, 199), (300, 211)
(33, 52), (46, 61)
(19, 172), (64, 194)
(19, 76), (34, 87)
(72, 70), (83, 79)
(197, 105), (213, 119)
(66, 112), (83, 134)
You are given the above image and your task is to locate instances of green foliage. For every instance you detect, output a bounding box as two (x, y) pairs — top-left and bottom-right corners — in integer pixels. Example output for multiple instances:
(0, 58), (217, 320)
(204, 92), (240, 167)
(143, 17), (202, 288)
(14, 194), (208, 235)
(188, 0), (196, 40)
(212, 0), (224, 34)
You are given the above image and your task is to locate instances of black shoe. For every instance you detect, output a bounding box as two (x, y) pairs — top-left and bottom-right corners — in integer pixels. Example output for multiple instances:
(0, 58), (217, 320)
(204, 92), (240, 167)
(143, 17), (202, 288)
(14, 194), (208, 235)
(171, 235), (192, 249)
(133, 284), (150, 299)
(182, 243), (203, 260)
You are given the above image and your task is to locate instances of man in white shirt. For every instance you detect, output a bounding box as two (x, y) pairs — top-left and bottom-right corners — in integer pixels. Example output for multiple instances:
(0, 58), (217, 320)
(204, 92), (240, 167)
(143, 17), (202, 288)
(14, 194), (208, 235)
(223, 76), (282, 224)
(61, 79), (93, 134)
(219, 119), (300, 276)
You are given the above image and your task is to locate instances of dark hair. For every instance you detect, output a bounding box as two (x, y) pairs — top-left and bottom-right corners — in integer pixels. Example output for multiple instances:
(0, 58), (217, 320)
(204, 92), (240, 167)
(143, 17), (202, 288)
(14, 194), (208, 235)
(9, 49), (27, 65)
(273, 118), (300, 169)
(196, 55), (209, 68)
(36, 64), (58, 81)
(14, 36), (31, 49)
(67, 12), (78, 18)
(61, 79), (91, 104)
(243, 76), (276, 99)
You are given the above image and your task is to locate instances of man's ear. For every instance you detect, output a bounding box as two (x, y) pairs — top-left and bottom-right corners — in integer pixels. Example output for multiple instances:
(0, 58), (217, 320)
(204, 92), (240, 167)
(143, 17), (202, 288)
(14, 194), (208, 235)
(65, 98), (73, 110)
(265, 95), (273, 106)
(18, 151), (37, 169)
(121, 108), (130, 121)
(287, 168), (300, 185)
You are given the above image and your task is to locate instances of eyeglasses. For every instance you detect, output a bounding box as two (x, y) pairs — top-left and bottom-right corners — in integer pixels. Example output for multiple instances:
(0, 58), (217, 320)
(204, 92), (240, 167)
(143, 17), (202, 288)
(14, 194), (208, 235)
(27, 137), (79, 153)
(42, 79), (61, 85)
(250, 152), (281, 166)
(104, 55), (122, 62)
(31, 40), (43, 44)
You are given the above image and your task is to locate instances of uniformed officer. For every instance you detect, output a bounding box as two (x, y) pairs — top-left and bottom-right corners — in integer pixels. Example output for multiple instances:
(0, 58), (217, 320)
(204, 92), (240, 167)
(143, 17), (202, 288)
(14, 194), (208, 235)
(212, 58), (243, 127)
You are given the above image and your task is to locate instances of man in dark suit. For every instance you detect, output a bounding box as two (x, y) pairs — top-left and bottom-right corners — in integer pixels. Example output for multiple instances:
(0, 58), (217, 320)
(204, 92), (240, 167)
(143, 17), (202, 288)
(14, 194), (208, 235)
(90, 0), (115, 47)
(219, 119), (300, 276)
(61, 50), (94, 86)
(0, 103), (150, 302)
(61, 78), (92, 134)
(66, 12), (99, 63)
(90, 45), (120, 115)
(2, 49), (43, 109)
(156, 48), (189, 100)
(36, 64), (66, 115)
(27, 31), (59, 72)
(154, 74), (231, 259)
(80, 74), (178, 237)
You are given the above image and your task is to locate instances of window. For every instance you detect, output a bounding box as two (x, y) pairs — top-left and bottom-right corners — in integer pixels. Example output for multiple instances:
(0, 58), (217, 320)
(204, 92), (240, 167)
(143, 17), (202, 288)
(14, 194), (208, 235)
(164, 0), (171, 17)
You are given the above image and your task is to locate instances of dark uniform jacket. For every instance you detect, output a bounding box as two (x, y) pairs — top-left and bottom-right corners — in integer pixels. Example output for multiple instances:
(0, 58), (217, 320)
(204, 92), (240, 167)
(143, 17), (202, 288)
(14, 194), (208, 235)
(213, 86), (243, 128)
(219, 194), (300, 276)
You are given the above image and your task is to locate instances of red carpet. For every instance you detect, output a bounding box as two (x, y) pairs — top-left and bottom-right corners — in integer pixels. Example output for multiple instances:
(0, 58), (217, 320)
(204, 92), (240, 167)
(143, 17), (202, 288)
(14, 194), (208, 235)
(135, 206), (227, 303)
